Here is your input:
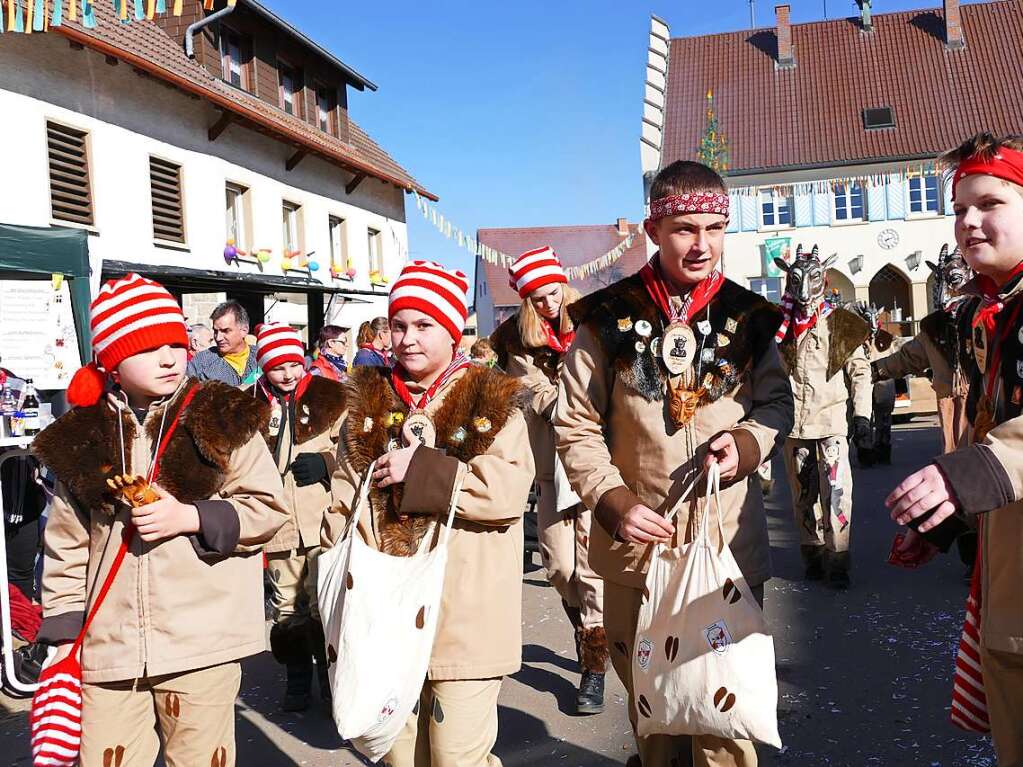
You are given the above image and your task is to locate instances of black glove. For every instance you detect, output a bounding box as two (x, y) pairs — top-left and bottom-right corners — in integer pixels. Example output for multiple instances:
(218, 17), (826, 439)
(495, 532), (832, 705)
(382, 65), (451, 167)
(852, 416), (872, 447)
(290, 453), (328, 487)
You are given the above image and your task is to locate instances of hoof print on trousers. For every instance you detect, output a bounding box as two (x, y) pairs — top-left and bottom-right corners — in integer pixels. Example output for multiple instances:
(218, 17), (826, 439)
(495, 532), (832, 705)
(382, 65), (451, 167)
(164, 693), (181, 719)
(415, 606), (426, 629)
(103, 746), (125, 767)
(637, 694), (652, 718)
(664, 635), (680, 662)
(613, 640), (628, 656)
(327, 644), (338, 665)
(211, 746), (228, 767)
(713, 686), (737, 713)
(432, 697), (444, 724)
(346, 572), (354, 590)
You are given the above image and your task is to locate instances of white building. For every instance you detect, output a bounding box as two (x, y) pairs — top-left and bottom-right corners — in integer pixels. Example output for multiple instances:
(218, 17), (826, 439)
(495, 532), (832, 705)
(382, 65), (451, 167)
(0, 0), (434, 347)
(642, 0), (1023, 333)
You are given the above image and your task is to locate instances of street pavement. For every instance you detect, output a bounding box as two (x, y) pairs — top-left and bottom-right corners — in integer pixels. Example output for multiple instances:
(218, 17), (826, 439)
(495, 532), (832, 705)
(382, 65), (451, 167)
(0, 417), (999, 766)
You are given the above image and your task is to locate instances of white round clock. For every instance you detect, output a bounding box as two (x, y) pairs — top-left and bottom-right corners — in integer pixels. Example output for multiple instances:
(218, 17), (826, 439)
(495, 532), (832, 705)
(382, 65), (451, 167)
(878, 228), (899, 250)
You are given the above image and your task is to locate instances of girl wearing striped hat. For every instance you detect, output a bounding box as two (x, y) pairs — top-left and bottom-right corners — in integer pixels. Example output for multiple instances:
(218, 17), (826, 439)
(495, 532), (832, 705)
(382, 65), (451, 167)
(31, 273), (288, 767)
(490, 247), (610, 715)
(245, 323), (346, 713)
(322, 260), (534, 767)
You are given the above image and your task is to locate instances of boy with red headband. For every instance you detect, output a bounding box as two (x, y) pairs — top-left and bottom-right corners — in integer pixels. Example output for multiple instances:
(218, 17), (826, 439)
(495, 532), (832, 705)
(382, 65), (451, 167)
(322, 261), (534, 767)
(556, 161), (793, 767)
(246, 323), (346, 712)
(31, 273), (288, 766)
(888, 133), (1023, 763)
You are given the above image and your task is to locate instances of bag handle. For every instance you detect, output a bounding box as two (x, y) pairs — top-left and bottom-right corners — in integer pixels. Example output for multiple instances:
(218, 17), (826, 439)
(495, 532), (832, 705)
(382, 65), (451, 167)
(697, 462), (726, 548)
(425, 472), (464, 553)
(69, 383), (200, 657)
(349, 460), (377, 535)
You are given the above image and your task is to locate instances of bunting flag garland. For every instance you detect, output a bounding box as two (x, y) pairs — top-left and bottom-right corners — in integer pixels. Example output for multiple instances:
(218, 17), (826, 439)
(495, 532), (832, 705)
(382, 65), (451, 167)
(729, 163), (951, 198)
(412, 190), (638, 281)
(0, 0), (234, 31)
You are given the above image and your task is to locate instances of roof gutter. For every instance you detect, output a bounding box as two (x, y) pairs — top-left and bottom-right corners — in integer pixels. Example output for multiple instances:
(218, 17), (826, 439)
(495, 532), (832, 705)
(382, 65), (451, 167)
(185, 1), (237, 60)
(53, 25), (438, 201)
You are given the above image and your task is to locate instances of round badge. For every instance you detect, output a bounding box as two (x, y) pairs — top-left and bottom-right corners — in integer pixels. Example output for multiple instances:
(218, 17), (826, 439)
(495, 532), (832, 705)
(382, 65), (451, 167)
(401, 411), (437, 448)
(661, 322), (697, 376)
(268, 404), (282, 438)
(635, 341), (647, 353)
(650, 337), (662, 358)
(635, 320), (653, 338)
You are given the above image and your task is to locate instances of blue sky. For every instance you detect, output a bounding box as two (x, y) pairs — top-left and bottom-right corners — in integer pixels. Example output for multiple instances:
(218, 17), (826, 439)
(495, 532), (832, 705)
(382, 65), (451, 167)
(263, 0), (982, 279)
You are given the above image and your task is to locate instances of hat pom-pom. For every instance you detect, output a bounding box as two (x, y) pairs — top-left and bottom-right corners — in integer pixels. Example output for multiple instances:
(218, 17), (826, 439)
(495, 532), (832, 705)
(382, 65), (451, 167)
(67, 362), (106, 408)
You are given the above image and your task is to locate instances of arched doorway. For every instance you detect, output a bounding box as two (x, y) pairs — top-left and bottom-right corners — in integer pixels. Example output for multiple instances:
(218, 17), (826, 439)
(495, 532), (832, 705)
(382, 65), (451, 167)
(825, 268), (855, 305)
(869, 264), (912, 334)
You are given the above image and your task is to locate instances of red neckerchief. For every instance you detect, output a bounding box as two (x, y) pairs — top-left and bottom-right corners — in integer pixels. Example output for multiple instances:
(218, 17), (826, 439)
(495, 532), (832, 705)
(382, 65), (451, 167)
(542, 319), (575, 353)
(391, 353), (472, 409)
(973, 261), (1023, 336)
(256, 373), (313, 404)
(639, 255), (723, 324)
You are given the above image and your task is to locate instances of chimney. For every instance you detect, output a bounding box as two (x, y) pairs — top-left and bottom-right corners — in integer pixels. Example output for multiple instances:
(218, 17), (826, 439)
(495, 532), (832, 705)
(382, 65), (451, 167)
(776, 5), (795, 68)
(616, 217), (629, 236)
(858, 0), (873, 32)
(944, 0), (965, 49)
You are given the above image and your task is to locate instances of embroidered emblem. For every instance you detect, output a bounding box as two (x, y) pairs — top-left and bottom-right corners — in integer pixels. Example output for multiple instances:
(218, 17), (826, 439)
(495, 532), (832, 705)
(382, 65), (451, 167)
(717, 333), (731, 348)
(635, 341), (647, 353)
(362, 417), (374, 433)
(703, 372), (714, 389)
(636, 637), (653, 671)
(402, 411), (437, 448)
(662, 322), (697, 375)
(473, 416), (492, 434)
(635, 320), (653, 338)
(386, 438), (401, 452)
(701, 348), (715, 364)
(386, 411), (405, 427)
(725, 318), (738, 333)
(378, 695), (400, 723)
(696, 320), (712, 336)
(704, 620), (733, 654)
(450, 426), (468, 444)
(617, 317), (634, 332)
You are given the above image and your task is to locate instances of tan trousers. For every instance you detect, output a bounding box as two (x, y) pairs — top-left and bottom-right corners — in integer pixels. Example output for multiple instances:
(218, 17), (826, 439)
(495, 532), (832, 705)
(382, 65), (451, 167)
(267, 545), (321, 623)
(604, 580), (759, 767)
(981, 646), (1023, 766)
(386, 678), (503, 767)
(937, 394), (969, 455)
(79, 662), (241, 767)
(783, 436), (853, 558)
(536, 480), (604, 627)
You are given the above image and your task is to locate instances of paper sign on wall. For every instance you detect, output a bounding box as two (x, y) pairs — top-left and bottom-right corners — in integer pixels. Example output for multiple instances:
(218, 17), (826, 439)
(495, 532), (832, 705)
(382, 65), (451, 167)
(0, 280), (82, 390)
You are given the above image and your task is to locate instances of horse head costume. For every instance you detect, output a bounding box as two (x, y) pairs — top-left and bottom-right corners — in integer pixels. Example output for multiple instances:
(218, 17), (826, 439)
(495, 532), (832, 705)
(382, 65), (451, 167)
(775, 244), (838, 311)
(926, 244), (973, 311)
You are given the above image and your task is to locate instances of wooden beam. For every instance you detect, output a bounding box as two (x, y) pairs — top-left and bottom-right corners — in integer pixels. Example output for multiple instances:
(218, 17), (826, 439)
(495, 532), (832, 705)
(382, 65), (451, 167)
(285, 149), (307, 172)
(208, 112), (233, 142)
(345, 172), (366, 196)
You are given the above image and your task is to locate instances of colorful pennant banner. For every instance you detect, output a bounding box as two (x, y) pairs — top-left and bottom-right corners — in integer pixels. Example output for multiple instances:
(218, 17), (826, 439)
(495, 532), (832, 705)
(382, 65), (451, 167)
(0, 0), (234, 32)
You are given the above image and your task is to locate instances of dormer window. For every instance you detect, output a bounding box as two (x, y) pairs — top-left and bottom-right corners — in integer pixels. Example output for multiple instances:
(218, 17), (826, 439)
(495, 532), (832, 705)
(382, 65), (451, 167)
(317, 86), (337, 135)
(862, 106), (895, 130)
(279, 62), (302, 117)
(220, 28), (250, 91)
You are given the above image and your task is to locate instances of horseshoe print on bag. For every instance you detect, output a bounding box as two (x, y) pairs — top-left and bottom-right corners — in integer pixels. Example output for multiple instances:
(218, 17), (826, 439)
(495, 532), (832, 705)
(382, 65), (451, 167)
(164, 692), (181, 719)
(713, 686), (737, 713)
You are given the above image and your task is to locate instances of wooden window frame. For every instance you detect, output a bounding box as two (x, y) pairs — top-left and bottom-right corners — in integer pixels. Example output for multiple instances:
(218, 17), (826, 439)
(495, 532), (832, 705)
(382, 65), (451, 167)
(220, 26), (251, 91)
(225, 182), (251, 251)
(282, 200), (304, 256)
(316, 83), (338, 136)
(278, 59), (303, 118)
(367, 227), (384, 275)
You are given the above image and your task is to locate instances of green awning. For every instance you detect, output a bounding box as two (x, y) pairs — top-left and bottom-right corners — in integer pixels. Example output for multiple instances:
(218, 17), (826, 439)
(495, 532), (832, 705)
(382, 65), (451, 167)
(0, 224), (92, 364)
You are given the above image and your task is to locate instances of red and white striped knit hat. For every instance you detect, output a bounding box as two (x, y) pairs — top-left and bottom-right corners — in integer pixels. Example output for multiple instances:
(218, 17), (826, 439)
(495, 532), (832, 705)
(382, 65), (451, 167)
(508, 246), (567, 300)
(388, 260), (469, 343)
(67, 273), (188, 407)
(256, 323), (305, 372)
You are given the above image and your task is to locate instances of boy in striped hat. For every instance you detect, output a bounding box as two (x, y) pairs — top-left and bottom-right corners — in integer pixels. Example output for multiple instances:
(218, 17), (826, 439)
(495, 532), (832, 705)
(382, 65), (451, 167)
(31, 273), (288, 767)
(322, 260), (535, 767)
(246, 323), (346, 712)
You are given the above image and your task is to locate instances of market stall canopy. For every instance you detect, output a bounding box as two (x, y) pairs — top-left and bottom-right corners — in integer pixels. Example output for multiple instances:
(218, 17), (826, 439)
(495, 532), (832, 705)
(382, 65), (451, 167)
(0, 224), (91, 364)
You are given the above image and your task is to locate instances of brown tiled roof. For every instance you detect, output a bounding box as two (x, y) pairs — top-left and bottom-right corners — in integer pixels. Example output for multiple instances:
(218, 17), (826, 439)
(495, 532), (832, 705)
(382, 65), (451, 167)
(477, 223), (649, 308)
(661, 0), (1023, 175)
(51, 2), (434, 199)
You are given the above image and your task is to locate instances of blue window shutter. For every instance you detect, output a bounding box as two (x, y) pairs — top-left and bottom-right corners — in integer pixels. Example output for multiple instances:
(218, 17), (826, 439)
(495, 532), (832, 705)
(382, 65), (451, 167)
(867, 183), (887, 221)
(726, 194), (740, 232)
(794, 191), (813, 227)
(813, 190), (831, 226)
(740, 194), (758, 232)
(887, 174), (907, 219)
(943, 174), (954, 216)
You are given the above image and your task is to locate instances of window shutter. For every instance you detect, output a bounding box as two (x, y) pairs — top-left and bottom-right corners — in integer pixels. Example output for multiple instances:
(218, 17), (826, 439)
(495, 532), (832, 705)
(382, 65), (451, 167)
(943, 173), (954, 216)
(150, 157), (185, 243)
(726, 193), (739, 233)
(886, 173), (907, 219)
(739, 194), (758, 231)
(867, 182), (887, 221)
(793, 190), (813, 227)
(812, 190), (831, 226)
(47, 122), (93, 226)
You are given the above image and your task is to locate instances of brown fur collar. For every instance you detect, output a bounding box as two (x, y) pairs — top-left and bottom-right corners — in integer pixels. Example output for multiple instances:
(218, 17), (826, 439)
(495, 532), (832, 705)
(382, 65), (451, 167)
(32, 380), (270, 514)
(778, 307), (870, 380)
(568, 273), (784, 403)
(490, 314), (562, 383)
(343, 365), (525, 556)
(920, 308), (961, 369)
(250, 375), (347, 452)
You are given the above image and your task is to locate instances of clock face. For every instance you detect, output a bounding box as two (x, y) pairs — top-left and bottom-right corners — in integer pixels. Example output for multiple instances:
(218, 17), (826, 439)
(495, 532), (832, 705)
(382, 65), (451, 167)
(878, 228), (900, 250)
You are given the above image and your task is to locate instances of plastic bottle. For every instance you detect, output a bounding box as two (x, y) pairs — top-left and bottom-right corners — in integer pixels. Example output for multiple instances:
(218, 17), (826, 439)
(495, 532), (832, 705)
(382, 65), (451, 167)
(22, 379), (40, 436)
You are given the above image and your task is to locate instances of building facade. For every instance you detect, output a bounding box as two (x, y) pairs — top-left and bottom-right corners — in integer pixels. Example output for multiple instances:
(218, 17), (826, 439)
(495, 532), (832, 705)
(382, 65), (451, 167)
(643, 0), (1023, 335)
(0, 0), (433, 348)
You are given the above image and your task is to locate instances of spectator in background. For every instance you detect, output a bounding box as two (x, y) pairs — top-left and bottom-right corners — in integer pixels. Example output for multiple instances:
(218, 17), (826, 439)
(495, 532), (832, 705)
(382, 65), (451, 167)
(470, 337), (498, 368)
(186, 300), (259, 386)
(187, 323), (214, 361)
(352, 316), (392, 368)
(310, 325), (350, 381)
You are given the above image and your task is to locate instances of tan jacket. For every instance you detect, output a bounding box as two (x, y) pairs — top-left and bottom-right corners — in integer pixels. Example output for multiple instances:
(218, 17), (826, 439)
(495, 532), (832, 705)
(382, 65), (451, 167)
(34, 381), (289, 684)
(491, 315), (561, 481)
(555, 275), (793, 591)
(875, 309), (966, 399)
(779, 308), (872, 439)
(323, 366), (535, 680)
(247, 376), (346, 553)
(933, 277), (1023, 655)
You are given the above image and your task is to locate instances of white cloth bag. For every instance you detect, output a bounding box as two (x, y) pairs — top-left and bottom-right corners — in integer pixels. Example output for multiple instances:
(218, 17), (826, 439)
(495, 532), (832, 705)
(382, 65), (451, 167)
(632, 464), (782, 748)
(317, 461), (461, 762)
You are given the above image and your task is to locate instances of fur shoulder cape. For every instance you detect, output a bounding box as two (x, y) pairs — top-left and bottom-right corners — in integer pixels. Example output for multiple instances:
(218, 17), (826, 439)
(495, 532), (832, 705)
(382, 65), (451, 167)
(248, 375), (347, 452)
(778, 306), (870, 380)
(920, 308), (962, 370)
(33, 380), (270, 514)
(342, 364), (525, 556)
(567, 273), (784, 402)
(490, 313), (562, 381)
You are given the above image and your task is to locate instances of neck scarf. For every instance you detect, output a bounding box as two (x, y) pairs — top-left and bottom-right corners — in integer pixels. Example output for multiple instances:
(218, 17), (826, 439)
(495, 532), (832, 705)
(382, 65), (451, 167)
(391, 352), (472, 409)
(321, 352), (347, 372)
(223, 347), (250, 376)
(542, 319), (575, 353)
(775, 295), (833, 344)
(639, 255), (724, 324)
(972, 261), (1023, 335)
